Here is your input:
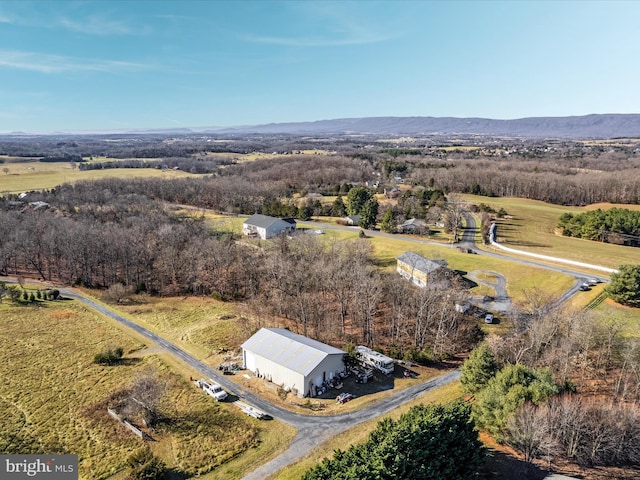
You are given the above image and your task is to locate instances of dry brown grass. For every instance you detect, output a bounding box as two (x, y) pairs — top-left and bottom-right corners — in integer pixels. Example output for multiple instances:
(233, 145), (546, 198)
(0, 299), (292, 479)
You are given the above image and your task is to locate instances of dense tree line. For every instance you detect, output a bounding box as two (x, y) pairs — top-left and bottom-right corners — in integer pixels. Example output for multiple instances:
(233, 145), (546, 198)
(79, 156), (233, 174)
(0, 189), (477, 356)
(459, 301), (640, 470)
(558, 208), (640, 246)
(302, 401), (483, 480)
(508, 396), (640, 467)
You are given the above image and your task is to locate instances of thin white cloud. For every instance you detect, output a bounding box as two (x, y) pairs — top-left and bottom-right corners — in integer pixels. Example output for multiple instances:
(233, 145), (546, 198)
(0, 49), (154, 74)
(57, 15), (142, 35)
(240, 32), (394, 47)
(0, 14), (12, 23)
(239, 2), (396, 47)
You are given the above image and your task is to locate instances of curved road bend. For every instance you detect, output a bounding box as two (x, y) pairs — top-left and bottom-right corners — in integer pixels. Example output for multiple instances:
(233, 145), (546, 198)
(48, 287), (460, 479)
(308, 215), (607, 295)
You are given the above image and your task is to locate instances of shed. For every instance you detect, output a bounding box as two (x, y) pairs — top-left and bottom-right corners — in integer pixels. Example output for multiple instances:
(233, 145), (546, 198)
(343, 215), (361, 226)
(397, 251), (448, 287)
(243, 214), (296, 239)
(398, 218), (427, 234)
(242, 328), (346, 397)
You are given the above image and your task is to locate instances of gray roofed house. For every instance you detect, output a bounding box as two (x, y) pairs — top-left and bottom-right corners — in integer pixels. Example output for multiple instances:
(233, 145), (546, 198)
(397, 251), (448, 287)
(242, 328), (346, 397)
(398, 218), (427, 234)
(243, 214), (296, 239)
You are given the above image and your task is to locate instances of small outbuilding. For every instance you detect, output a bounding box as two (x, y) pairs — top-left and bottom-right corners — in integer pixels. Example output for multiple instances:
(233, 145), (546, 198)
(243, 214), (296, 240)
(342, 215), (361, 226)
(397, 251), (448, 287)
(242, 328), (346, 397)
(398, 218), (427, 234)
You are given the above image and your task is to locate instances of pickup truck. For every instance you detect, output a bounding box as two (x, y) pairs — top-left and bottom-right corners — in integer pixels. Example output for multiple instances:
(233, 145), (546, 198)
(195, 379), (228, 401)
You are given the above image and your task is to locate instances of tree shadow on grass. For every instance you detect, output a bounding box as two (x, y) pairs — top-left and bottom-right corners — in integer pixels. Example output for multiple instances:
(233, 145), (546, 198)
(164, 468), (190, 480)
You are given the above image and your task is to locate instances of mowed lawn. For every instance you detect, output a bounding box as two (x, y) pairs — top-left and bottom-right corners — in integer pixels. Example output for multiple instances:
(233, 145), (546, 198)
(0, 299), (293, 480)
(289, 223), (574, 306)
(0, 158), (197, 194)
(461, 194), (640, 271)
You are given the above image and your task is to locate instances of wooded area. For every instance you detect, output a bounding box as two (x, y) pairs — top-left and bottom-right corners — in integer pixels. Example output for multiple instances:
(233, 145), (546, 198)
(2, 132), (640, 478)
(558, 208), (640, 246)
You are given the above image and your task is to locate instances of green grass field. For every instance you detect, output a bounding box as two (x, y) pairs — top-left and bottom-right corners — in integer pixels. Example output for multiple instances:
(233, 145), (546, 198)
(462, 194), (640, 272)
(0, 158), (196, 194)
(0, 298), (294, 480)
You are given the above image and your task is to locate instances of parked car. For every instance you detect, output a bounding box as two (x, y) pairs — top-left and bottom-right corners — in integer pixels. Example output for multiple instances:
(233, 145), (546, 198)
(336, 392), (354, 404)
(195, 379), (228, 401)
(484, 313), (494, 324)
(588, 278), (599, 286)
(579, 283), (590, 291)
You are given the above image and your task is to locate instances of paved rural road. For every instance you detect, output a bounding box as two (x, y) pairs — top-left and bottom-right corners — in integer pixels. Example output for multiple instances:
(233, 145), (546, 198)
(3, 279), (460, 479)
(3, 214), (609, 478)
(309, 215), (608, 290)
(65, 289), (461, 479)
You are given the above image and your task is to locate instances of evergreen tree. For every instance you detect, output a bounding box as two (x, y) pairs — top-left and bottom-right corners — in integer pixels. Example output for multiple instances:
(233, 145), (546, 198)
(332, 196), (346, 217)
(380, 209), (396, 233)
(303, 401), (484, 480)
(472, 364), (559, 441)
(298, 205), (313, 221)
(460, 343), (498, 394)
(346, 187), (373, 216)
(358, 199), (379, 229)
(606, 264), (640, 307)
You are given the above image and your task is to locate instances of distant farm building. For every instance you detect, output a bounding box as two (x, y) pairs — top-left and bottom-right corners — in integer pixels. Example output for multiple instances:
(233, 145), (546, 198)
(241, 328), (346, 397)
(398, 218), (427, 234)
(243, 214), (296, 240)
(342, 215), (361, 226)
(397, 251), (448, 287)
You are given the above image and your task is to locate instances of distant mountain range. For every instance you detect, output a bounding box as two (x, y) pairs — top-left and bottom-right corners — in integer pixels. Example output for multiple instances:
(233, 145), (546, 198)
(212, 114), (640, 139)
(4, 114), (640, 138)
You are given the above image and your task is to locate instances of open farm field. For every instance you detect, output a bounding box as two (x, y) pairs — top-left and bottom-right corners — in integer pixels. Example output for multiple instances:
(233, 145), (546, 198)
(365, 231), (574, 306)
(228, 149), (332, 163)
(269, 381), (463, 480)
(461, 195), (640, 271)
(117, 295), (250, 360)
(0, 161), (196, 194)
(0, 299), (293, 480)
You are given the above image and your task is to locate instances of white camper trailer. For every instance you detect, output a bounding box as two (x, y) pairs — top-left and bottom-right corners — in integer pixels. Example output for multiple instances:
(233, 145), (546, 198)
(355, 346), (394, 375)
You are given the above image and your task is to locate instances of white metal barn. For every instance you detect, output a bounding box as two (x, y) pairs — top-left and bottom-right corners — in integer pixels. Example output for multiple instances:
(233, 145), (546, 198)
(242, 214), (296, 240)
(241, 328), (346, 397)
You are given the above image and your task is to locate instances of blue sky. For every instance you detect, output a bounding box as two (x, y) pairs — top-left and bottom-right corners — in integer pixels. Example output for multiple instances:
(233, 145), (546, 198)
(0, 0), (639, 132)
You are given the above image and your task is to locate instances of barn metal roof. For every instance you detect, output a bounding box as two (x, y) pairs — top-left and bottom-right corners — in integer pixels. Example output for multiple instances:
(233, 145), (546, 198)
(397, 251), (447, 274)
(241, 328), (345, 377)
(243, 214), (296, 230)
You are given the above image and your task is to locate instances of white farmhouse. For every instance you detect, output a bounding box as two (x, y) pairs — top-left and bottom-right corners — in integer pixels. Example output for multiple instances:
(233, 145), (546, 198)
(243, 214), (296, 240)
(241, 328), (346, 397)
